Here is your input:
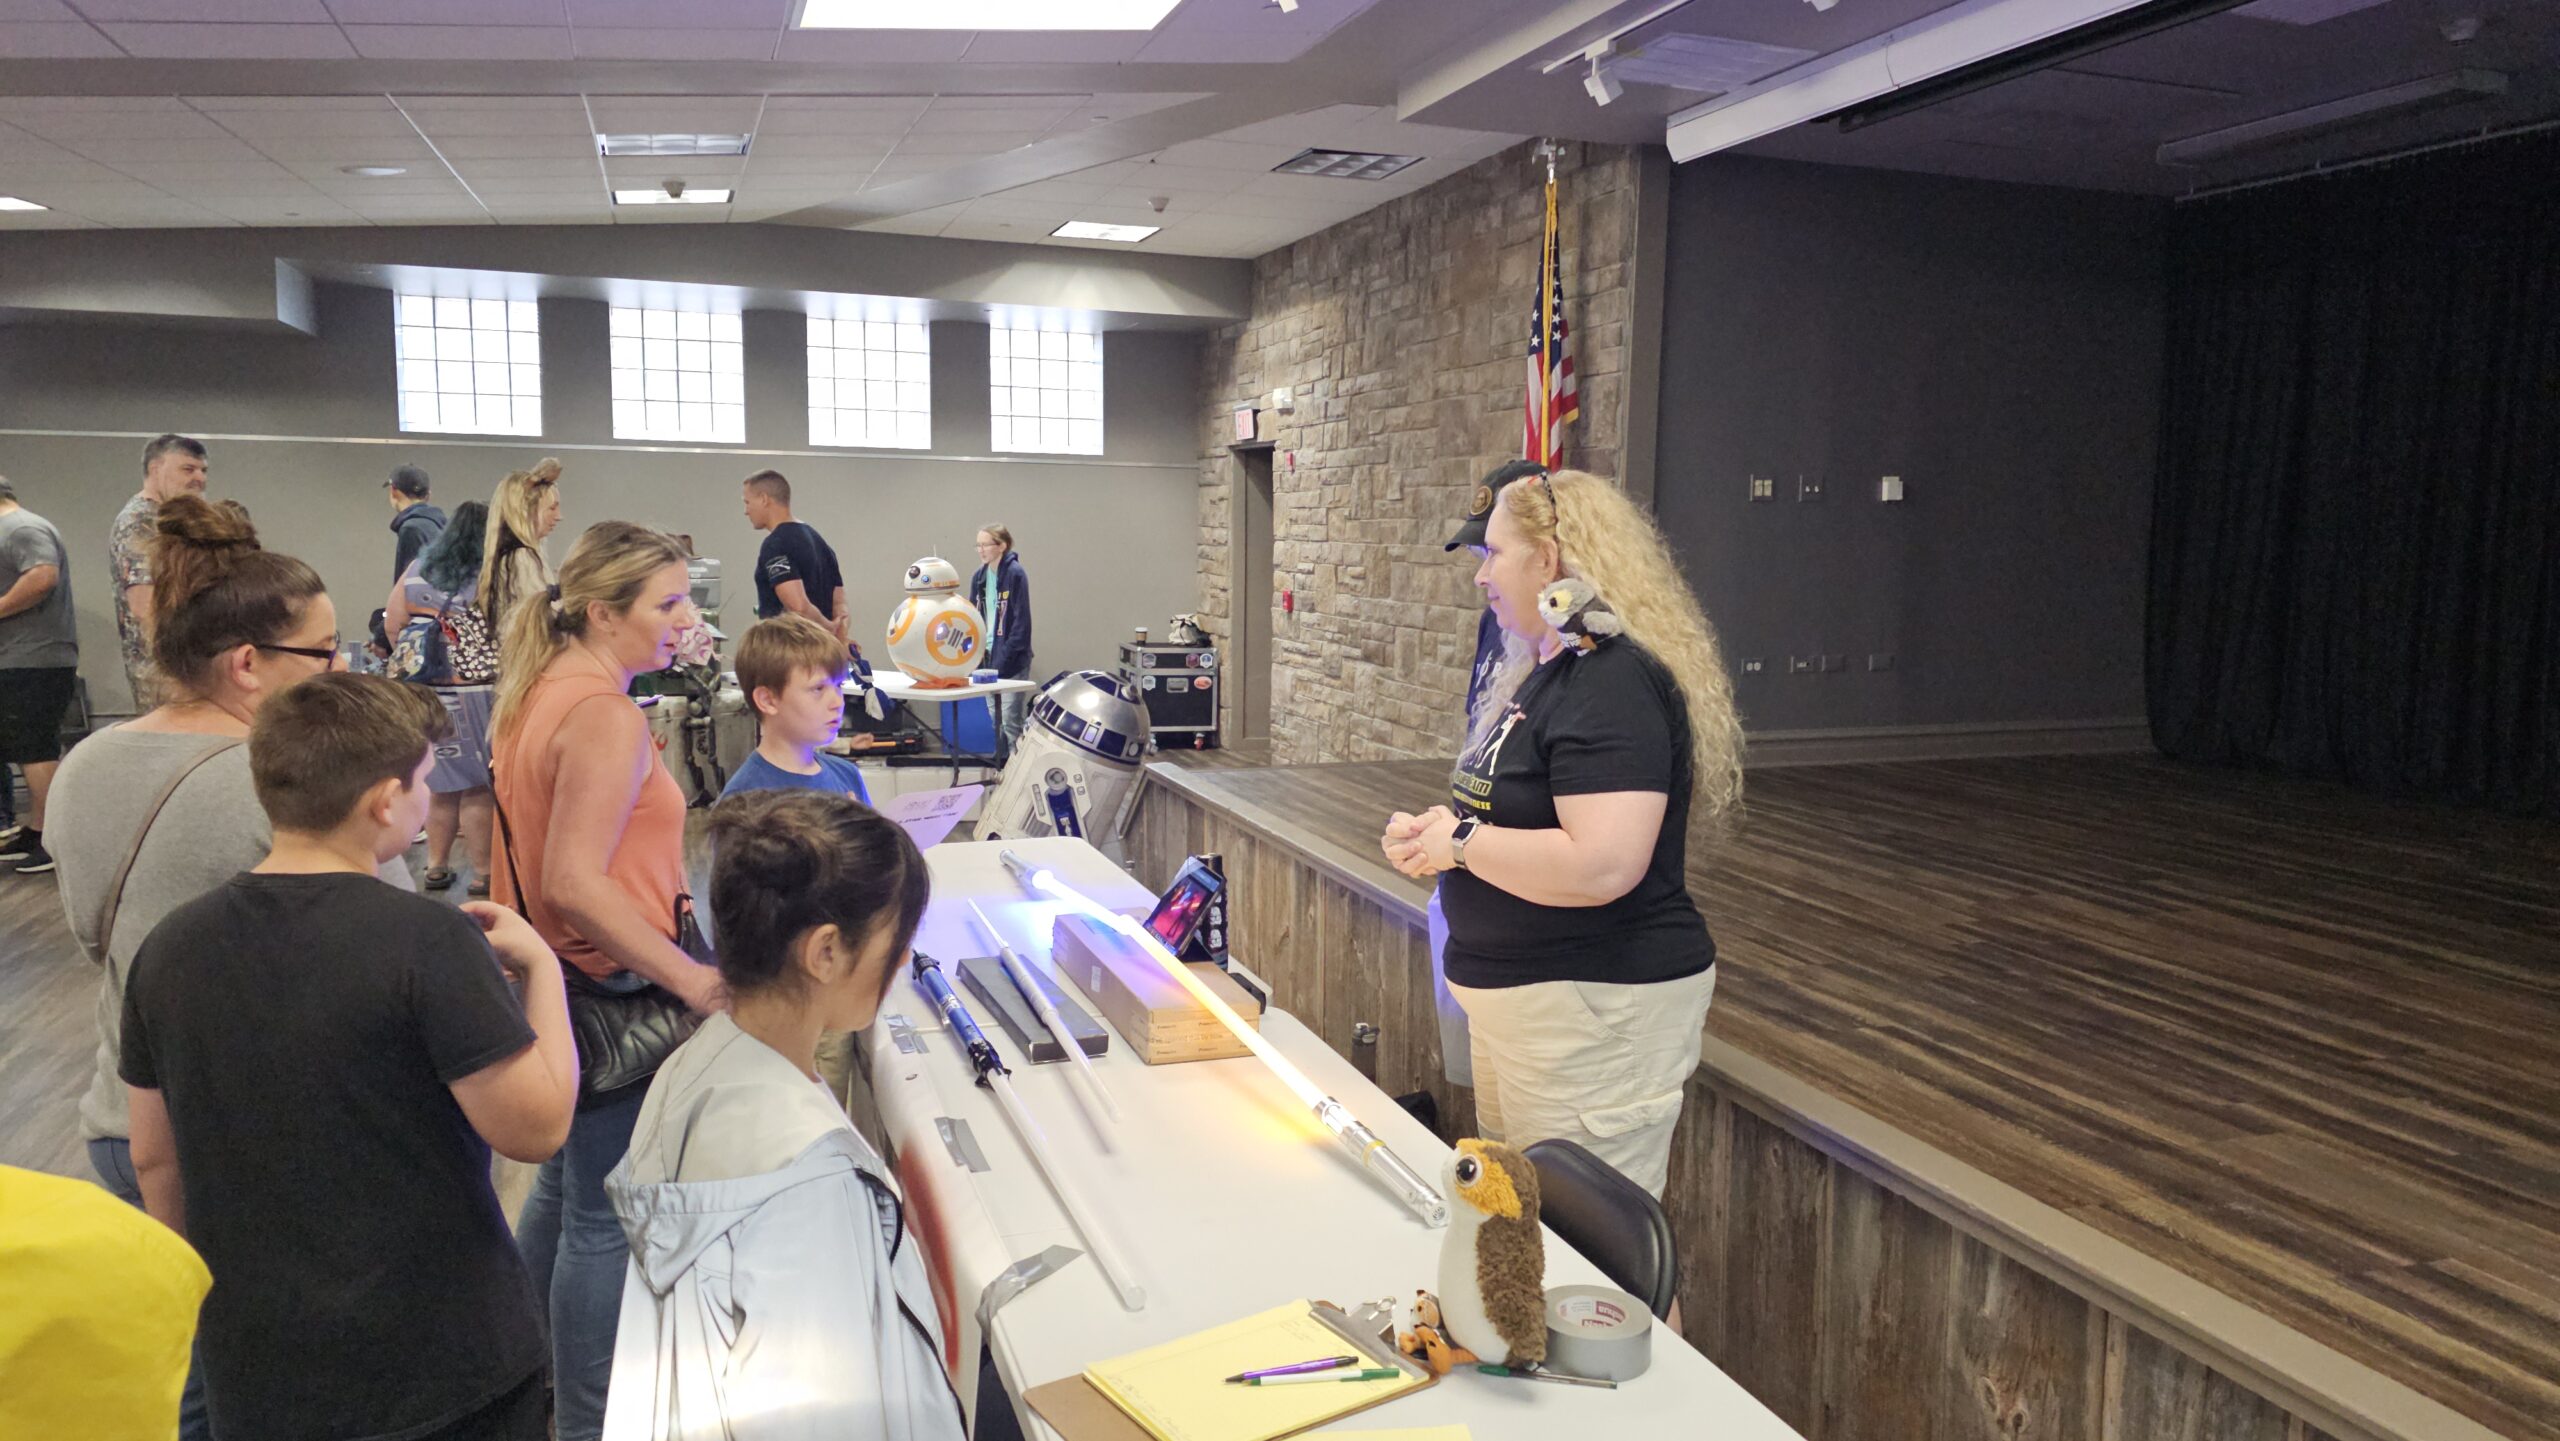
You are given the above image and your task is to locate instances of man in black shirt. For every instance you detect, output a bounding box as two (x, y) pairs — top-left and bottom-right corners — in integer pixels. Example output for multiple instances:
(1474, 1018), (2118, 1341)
(743, 468), (848, 642)
(120, 674), (576, 1441)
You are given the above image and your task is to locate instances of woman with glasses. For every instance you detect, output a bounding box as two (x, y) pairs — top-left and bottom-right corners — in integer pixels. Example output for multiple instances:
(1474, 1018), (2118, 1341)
(1380, 469), (1744, 1201)
(606, 787), (962, 1441)
(50, 495), (412, 1441)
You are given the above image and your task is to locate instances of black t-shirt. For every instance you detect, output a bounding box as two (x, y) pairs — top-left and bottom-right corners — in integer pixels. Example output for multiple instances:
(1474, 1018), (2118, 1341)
(755, 520), (843, 620)
(1440, 637), (1715, 989)
(119, 872), (544, 1441)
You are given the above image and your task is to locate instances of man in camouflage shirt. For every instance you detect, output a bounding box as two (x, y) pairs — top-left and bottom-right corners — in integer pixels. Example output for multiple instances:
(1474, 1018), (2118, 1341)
(110, 435), (208, 713)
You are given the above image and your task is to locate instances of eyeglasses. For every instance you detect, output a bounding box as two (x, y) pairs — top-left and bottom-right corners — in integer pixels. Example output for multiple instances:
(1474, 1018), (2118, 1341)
(256, 640), (342, 664)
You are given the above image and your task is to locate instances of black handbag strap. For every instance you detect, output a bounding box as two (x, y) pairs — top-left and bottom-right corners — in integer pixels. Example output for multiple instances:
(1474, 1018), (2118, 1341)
(489, 757), (704, 980)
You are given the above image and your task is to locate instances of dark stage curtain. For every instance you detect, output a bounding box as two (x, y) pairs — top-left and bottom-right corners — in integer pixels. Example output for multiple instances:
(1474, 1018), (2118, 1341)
(2148, 129), (2560, 813)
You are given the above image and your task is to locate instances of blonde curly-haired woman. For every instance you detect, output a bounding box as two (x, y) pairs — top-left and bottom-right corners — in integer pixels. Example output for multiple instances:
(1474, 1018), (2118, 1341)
(1383, 468), (1743, 1199)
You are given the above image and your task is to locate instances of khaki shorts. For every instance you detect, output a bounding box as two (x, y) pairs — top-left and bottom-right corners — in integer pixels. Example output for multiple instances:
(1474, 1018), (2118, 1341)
(1450, 967), (1716, 1199)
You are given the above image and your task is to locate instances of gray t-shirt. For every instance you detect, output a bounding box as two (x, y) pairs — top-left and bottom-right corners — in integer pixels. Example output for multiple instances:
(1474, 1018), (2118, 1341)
(0, 508), (76, 670)
(51, 726), (415, 1141)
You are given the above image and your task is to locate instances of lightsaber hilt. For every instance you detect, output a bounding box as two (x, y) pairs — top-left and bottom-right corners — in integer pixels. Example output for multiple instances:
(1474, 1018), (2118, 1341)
(913, 955), (1006, 1085)
(966, 901), (1120, 1126)
(1315, 1098), (1448, 1228)
(998, 848), (1045, 890)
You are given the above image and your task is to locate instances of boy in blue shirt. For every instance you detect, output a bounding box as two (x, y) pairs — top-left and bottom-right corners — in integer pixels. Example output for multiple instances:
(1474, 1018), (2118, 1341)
(722, 615), (873, 805)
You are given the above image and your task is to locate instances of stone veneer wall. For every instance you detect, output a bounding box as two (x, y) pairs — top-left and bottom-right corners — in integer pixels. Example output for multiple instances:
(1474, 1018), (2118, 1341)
(1194, 141), (1646, 763)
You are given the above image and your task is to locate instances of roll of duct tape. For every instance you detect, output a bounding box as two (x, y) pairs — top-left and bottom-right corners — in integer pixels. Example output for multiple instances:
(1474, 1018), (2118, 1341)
(1542, 1284), (1652, 1382)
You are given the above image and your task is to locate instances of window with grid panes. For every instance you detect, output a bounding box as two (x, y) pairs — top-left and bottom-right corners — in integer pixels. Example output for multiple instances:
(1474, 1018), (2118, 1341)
(988, 325), (1102, 455)
(807, 317), (930, 450)
(609, 306), (744, 444)
(395, 296), (541, 437)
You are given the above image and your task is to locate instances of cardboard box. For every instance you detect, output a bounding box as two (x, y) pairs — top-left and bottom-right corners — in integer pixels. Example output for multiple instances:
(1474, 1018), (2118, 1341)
(1051, 912), (1262, 1065)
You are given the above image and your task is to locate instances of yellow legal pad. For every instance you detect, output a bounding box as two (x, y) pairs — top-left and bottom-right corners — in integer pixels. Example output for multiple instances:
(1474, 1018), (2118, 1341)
(1082, 1303), (1431, 1441)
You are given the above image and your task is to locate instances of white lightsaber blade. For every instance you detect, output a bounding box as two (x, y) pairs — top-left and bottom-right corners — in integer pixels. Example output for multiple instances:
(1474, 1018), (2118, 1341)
(966, 899), (1121, 1129)
(998, 849), (1448, 1228)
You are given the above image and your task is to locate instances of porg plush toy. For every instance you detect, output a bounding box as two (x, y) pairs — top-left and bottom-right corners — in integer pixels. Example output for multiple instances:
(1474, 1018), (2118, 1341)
(1537, 577), (1623, 654)
(1404, 1139), (1546, 1373)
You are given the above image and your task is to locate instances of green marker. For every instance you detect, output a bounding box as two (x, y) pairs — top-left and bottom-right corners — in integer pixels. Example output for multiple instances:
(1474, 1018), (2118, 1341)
(1243, 1368), (1401, 1386)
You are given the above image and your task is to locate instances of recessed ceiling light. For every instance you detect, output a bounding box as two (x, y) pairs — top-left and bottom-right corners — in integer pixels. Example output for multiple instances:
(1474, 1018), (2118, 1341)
(0, 196), (47, 211)
(796, 0), (1181, 29)
(1052, 220), (1158, 242)
(1271, 148), (1422, 181)
(598, 133), (751, 157)
(613, 187), (734, 205)
(340, 165), (409, 177)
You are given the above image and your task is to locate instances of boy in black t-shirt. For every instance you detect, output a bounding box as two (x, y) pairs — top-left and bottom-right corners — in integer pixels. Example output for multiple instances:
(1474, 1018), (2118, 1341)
(120, 674), (578, 1441)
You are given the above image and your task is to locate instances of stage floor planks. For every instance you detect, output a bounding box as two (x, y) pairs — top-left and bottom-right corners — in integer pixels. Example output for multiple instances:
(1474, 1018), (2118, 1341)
(1154, 750), (2560, 1441)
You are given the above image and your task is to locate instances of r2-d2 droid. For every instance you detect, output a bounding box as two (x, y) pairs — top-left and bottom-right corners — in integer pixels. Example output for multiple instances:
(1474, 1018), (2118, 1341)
(885, 557), (984, 688)
(981, 669), (1154, 845)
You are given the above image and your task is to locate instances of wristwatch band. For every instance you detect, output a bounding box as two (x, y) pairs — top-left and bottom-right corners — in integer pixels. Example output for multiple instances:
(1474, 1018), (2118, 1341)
(1449, 815), (1480, 870)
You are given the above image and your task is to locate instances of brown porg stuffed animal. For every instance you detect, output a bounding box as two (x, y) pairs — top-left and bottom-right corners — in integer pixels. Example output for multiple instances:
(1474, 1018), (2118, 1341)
(1400, 1139), (1545, 1373)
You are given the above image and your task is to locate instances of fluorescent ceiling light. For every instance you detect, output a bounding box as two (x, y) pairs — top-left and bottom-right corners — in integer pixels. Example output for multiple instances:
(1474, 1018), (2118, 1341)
(339, 164), (409, 177)
(1666, 0), (2163, 161)
(796, 0), (1181, 29)
(1052, 220), (1158, 242)
(599, 133), (751, 157)
(2158, 69), (2509, 165)
(614, 187), (733, 205)
(1272, 148), (1422, 181)
(0, 196), (50, 211)
(1604, 33), (1817, 93)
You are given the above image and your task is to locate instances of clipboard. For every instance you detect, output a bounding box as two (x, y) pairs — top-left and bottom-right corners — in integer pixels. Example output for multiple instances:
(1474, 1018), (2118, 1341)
(1026, 1300), (1434, 1441)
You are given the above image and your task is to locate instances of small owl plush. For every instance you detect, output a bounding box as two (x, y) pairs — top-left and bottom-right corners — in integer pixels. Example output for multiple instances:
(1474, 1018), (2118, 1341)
(1434, 1139), (1547, 1369)
(1537, 577), (1623, 654)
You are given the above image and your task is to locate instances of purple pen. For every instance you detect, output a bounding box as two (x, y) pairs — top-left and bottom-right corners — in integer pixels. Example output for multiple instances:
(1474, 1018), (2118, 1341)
(1222, 1355), (1359, 1384)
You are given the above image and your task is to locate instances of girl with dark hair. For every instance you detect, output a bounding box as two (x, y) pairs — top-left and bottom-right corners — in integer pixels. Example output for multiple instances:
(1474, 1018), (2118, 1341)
(386, 498), (497, 893)
(606, 788), (961, 1441)
(50, 495), (412, 1441)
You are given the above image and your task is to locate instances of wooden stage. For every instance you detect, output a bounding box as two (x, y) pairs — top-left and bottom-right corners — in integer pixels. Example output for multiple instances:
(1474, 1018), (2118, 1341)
(1134, 749), (2560, 1441)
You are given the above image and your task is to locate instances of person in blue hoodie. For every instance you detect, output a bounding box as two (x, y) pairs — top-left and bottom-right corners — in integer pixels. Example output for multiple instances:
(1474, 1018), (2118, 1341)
(968, 524), (1032, 762)
(385, 465), (447, 581)
(606, 788), (963, 1441)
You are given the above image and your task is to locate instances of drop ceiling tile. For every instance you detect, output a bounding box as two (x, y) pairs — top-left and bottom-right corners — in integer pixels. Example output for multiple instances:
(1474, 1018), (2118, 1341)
(612, 205), (731, 223)
(213, 109), (422, 139)
(602, 155), (746, 179)
(889, 132), (1023, 156)
(112, 161), (301, 185)
(396, 95), (588, 112)
(488, 211), (609, 225)
(0, 127), (82, 162)
(571, 27), (774, 60)
(185, 94), (395, 111)
(150, 174), (328, 197)
(445, 157), (602, 179)
(761, 95), (930, 116)
(80, 0), (326, 16)
(310, 174), (471, 196)
(0, 210), (103, 228)
(345, 198), (488, 218)
(906, 108), (1070, 136)
(64, 139), (276, 165)
(348, 25), (574, 59)
(465, 174), (605, 196)
(0, 96), (188, 114)
(957, 30), (1143, 62)
(431, 133), (595, 160)
(985, 176), (1115, 204)
(10, 109), (230, 140)
(250, 137), (440, 165)
(58, 199), (236, 224)
(750, 132), (908, 156)
(326, 0), (564, 21)
(569, 0), (785, 24)
(772, 29), (968, 63)
(1152, 138), (1304, 171)
(0, 1), (81, 21)
(99, 22), (357, 57)
(406, 107), (592, 137)
(585, 96), (763, 129)
(0, 21), (122, 54)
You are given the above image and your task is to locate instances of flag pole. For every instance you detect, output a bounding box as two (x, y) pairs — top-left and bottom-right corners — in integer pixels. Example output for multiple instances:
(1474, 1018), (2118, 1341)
(1532, 138), (1564, 468)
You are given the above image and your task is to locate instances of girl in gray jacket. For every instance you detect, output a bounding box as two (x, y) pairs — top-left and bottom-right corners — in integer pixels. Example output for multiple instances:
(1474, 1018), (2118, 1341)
(606, 789), (961, 1441)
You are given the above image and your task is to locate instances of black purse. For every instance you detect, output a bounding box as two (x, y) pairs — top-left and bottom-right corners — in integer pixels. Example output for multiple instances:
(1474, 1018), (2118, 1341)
(491, 776), (706, 1110)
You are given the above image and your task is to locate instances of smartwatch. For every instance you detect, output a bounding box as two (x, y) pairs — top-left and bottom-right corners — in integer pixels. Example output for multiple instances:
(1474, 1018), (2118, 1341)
(1448, 815), (1481, 871)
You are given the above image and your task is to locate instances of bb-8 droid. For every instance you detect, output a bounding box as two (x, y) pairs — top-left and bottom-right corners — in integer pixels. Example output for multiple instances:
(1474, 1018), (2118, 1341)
(885, 556), (984, 688)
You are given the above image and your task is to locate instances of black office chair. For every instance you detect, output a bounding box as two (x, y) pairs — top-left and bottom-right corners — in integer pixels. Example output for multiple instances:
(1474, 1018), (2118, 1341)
(1524, 1138), (1679, 1320)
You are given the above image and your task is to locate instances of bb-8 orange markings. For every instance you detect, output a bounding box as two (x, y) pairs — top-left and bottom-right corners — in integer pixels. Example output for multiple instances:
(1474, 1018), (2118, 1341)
(886, 556), (984, 688)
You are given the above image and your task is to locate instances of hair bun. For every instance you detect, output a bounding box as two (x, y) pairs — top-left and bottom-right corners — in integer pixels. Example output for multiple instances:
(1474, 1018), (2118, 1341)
(155, 494), (260, 551)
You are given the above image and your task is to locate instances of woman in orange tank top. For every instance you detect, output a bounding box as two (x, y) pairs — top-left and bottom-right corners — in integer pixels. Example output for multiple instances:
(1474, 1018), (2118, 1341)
(487, 518), (716, 1441)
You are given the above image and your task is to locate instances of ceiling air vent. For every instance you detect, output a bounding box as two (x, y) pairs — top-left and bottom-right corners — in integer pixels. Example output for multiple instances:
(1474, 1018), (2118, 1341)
(1271, 148), (1422, 181)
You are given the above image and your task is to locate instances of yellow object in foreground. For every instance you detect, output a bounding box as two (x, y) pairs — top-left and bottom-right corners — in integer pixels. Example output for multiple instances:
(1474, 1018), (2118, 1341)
(1086, 1303), (1426, 1441)
(0, 1164), (209, 1440)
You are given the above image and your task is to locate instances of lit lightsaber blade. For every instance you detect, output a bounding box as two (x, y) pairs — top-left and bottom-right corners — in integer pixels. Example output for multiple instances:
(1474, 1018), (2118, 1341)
(911, 954), (1147, 1311)
(965, 899), (1121, 1128)
(997, 849), (1448, 1228)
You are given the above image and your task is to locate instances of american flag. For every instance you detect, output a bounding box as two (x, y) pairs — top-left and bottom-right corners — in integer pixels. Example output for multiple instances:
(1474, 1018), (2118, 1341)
(1524, 175), (1580, 469)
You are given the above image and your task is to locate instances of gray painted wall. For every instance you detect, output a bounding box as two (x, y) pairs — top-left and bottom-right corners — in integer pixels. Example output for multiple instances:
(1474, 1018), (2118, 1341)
(0, 281), (1202, 713)
(1654, 156), (2165, 734)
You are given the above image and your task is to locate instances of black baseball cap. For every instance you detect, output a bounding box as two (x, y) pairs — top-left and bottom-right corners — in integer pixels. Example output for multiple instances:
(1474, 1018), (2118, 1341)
(384, 464), (430, 498)
(1445, 459), (1550, 551)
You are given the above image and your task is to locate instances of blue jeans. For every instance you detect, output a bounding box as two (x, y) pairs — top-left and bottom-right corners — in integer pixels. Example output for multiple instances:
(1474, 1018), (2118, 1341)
(513, 1088), (645, 1441)
(89, 1137), (213, 1441)
(992, 687), (1030, 764)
